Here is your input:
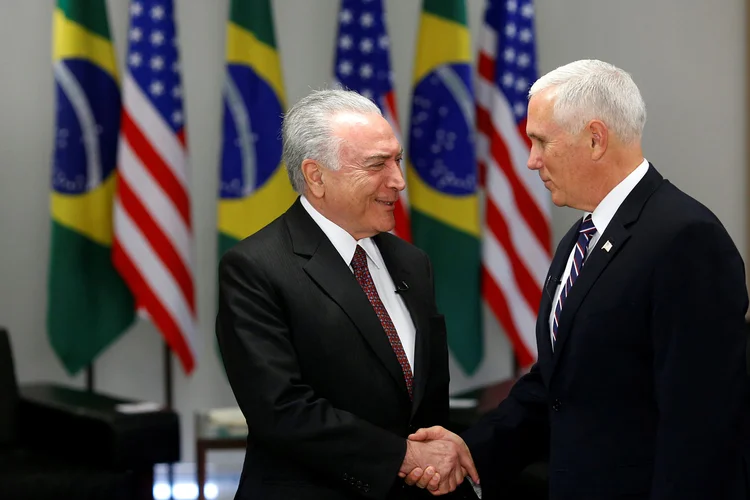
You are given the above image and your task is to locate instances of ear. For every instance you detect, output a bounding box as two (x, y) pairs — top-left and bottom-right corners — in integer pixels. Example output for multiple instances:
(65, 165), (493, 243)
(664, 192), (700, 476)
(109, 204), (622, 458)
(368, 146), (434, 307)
(588, 120), (608, 161)
(301, 159), (325, 198)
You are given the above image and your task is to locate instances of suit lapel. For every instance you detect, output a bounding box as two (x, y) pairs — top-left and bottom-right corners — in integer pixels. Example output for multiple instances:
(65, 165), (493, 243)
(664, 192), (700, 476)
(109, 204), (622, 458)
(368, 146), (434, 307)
(549, 165), (664, 379)
(374, 234), (428, 417)
(537, 225), (578, 385)
(285, 200), (410, 400)
(549, 222), (631, 376)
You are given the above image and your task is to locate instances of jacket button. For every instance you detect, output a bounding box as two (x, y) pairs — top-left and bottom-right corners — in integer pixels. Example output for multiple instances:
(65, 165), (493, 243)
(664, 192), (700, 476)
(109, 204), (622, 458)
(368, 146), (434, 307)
(552, 399), (562, 411)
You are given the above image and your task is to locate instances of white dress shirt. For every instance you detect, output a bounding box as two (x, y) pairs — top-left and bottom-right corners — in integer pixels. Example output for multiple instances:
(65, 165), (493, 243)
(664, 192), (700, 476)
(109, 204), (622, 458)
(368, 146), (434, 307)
(301, 196), (417, 373)
(548, 158), (650, 347)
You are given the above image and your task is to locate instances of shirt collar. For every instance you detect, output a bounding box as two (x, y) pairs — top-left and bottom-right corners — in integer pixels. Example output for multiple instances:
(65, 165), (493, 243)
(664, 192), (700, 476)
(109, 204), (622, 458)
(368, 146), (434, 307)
(588, 158), (649, 235)
(300, 196), (383, 269)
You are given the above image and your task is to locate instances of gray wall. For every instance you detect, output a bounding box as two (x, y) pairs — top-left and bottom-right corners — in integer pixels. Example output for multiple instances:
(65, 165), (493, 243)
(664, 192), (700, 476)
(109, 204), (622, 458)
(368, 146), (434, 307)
(0, 0), (744, 464)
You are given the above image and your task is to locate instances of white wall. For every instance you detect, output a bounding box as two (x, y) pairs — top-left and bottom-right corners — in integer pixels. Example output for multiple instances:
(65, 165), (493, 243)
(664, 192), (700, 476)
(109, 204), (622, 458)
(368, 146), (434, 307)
(0, 0), (744, 465)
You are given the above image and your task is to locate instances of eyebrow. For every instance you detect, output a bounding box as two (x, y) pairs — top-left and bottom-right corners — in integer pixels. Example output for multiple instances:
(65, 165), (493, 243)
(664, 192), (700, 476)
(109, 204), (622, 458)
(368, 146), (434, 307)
(364, 148), (404, 162)
(526, 132), (544, 142)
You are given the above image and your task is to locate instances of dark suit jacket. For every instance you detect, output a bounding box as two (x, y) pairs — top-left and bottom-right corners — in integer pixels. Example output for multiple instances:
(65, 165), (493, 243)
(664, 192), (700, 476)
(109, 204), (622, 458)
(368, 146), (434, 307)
(217, 198), (477, 500)
(463, 165), (750, 499)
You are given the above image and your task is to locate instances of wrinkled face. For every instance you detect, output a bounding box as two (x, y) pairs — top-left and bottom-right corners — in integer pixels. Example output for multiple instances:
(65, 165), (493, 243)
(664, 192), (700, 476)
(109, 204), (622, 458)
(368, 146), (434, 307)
(526, 89), (591, 209)
(321, 112), (405, 239)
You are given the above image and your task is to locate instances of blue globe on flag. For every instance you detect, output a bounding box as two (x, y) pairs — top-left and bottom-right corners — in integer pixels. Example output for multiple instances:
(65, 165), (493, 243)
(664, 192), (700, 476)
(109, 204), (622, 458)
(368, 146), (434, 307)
(408, 63), (476, 197)
(219, 66), (283, 200)
(51, 59), (120, 195)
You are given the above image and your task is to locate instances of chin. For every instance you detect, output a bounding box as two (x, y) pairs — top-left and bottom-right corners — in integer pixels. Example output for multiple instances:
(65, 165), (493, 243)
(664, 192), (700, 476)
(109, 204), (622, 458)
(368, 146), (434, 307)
(550, 192), (565, 207)
(375, 219), (396, 235)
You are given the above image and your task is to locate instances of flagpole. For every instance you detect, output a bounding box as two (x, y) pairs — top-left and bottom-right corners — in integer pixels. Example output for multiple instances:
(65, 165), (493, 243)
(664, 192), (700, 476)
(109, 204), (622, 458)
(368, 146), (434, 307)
(164, 341), (174, 499)
(85, 364), (94, 392)
(746, 0), (750, 314)
(164, 342), (173, 408)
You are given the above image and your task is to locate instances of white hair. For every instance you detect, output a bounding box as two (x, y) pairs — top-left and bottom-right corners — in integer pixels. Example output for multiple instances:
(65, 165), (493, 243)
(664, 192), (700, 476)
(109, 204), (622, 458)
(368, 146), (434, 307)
(528, 59), (646, 144)
(281, 89), (382, 193)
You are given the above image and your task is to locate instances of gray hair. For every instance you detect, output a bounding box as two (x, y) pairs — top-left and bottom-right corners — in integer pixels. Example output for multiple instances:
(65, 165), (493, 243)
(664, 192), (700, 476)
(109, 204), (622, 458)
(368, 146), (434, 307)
(528, 59), (647, 144)
(282, 89), (382, 193)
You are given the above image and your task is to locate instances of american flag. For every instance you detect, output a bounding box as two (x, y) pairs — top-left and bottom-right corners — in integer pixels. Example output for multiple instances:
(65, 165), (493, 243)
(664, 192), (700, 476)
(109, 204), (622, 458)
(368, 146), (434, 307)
(477, 0), (551, 368)
(333, 0), (411, 242)
(113, 0), (198, 374)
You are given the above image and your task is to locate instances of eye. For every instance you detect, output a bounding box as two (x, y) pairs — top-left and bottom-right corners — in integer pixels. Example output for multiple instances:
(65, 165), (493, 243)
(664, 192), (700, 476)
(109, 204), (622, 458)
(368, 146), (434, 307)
(366, 162), (385, 171)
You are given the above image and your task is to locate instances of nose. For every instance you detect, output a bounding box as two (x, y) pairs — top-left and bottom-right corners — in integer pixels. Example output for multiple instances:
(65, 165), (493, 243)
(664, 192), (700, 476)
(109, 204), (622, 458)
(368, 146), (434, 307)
(387, 161), (406, 191)
(527, 146), (541, 171)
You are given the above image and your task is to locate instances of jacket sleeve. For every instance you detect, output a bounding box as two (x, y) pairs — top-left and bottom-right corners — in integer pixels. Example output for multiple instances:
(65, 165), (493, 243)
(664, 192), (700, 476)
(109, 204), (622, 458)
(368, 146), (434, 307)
(216, 248), (406, 500)
(649, 221), (748, 500)
(460, 364), (550, 496)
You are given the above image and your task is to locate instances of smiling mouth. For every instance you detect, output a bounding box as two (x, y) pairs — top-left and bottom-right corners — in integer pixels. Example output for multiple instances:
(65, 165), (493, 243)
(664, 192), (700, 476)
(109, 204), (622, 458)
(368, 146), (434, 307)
(376, 200), (396, 207)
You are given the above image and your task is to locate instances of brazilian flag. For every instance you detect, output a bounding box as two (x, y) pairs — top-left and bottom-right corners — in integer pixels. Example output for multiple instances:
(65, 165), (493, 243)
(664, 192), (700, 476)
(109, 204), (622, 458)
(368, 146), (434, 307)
(48, 0), (134, 375)
(217, 0), (296, 257)
(407, 0), (482, 375)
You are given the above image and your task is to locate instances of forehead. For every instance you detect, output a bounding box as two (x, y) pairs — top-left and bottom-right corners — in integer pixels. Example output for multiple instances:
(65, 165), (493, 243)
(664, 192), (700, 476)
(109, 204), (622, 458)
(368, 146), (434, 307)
(527, 89), (561, 136)
(528, 89), (556, 120)
(332, 112), (400, 156)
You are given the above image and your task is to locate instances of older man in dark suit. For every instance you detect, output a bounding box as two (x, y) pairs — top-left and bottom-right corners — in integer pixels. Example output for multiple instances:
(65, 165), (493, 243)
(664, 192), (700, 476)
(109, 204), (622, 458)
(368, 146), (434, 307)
(216, 89), (478, 500)
(406, 59), (750, 500)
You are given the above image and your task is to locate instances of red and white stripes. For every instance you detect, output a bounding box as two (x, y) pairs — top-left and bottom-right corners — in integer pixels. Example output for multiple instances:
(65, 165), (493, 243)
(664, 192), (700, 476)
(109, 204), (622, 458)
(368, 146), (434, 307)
(477, 23), (551, 368)
(112, 72), (198, 374)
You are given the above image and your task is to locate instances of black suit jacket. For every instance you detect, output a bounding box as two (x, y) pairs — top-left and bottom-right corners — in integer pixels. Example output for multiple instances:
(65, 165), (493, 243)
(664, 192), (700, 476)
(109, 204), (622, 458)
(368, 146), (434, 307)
(463, 165), (750, 499)
(217, 198), (477, 500)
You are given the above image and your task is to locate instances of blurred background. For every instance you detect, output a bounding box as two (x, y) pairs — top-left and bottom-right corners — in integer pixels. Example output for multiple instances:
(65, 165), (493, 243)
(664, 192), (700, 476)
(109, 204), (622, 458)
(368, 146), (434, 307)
(0, 0), (745, 499)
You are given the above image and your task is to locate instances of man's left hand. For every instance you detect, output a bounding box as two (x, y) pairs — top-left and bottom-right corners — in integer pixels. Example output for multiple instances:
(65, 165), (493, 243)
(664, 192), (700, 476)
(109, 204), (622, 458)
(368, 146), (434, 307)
(401, 426), (479, 494)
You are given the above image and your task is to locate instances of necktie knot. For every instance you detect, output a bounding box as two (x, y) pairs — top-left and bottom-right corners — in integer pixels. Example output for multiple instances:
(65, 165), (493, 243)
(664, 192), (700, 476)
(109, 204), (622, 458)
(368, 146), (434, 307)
(579, 214), (596, 237)
(351, 245), (368, 271)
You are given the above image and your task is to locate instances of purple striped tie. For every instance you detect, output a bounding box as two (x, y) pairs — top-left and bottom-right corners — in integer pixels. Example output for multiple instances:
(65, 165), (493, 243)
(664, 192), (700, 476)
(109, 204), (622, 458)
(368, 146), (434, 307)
(552, 215), (597, 347)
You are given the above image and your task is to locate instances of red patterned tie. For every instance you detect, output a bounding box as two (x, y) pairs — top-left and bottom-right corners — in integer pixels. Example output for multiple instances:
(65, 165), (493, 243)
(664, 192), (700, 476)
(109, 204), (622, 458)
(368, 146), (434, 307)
(351, 245), (414, 400)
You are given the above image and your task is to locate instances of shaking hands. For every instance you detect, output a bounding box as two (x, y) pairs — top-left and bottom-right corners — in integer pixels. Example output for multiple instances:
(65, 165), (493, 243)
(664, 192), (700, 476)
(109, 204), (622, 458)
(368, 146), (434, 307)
(399, 426), (479, 495)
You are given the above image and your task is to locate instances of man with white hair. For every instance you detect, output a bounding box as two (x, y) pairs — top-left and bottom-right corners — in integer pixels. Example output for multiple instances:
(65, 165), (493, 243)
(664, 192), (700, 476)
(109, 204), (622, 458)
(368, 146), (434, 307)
(406, 59), (750, 499)
(217, 89), (479, 499)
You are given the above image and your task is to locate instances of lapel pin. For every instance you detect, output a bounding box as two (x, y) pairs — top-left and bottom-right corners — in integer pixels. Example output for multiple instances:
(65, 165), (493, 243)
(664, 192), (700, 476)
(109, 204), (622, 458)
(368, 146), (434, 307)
(602, 240), (613, 253)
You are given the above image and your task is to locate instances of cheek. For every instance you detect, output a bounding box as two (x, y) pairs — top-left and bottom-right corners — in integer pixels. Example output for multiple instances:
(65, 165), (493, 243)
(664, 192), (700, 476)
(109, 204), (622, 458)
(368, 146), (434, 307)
(345, 177), (373, 208)
(548, 153), (567, 178)
(540, 154), (554, 176)
(359, 176), (382, 197)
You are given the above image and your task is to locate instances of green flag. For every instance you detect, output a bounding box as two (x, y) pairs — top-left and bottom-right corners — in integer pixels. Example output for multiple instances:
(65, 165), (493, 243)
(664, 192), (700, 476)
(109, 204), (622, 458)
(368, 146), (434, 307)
(217, 0), (295, 258)
(407, 0), (482, 375)
(47, 0), (134, 375)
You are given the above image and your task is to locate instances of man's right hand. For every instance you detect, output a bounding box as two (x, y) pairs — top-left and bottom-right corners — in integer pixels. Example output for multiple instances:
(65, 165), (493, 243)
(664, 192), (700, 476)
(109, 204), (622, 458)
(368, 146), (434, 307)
(398, 427), (479, 495)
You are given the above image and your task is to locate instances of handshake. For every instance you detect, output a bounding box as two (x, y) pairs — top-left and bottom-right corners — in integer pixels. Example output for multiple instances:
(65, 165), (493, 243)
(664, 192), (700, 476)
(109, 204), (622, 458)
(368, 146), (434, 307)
(398, 426), (479, 496)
